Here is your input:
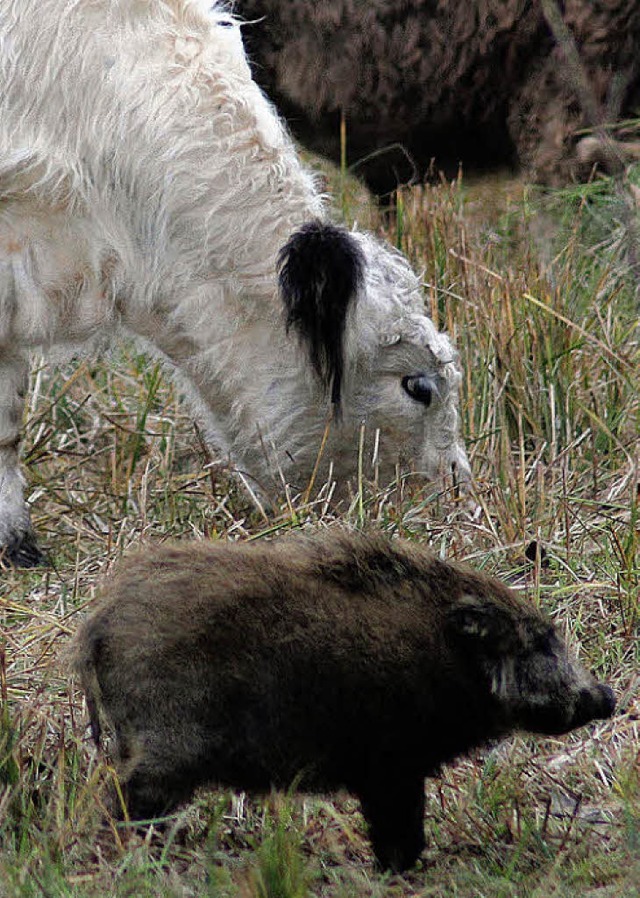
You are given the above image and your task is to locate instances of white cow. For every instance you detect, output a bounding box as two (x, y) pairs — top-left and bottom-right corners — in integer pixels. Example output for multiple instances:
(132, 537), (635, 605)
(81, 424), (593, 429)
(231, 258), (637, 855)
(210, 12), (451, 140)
(0, 0), (470, 565)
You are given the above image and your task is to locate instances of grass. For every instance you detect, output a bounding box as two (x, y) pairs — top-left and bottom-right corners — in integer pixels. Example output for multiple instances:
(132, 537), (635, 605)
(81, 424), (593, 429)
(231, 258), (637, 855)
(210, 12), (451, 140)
(0, 160), (638, 896)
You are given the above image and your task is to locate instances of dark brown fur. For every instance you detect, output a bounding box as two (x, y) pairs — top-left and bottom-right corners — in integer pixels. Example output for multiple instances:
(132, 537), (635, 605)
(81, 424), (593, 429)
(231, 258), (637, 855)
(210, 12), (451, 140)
(70, 530), (615, 871)
(237, 1), (640, 192)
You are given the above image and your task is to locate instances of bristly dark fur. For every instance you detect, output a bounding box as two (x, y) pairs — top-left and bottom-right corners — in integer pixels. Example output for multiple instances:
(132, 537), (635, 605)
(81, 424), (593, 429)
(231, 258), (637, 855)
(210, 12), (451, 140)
(69, 529), (615, 872)
(278, 222), (364, 410)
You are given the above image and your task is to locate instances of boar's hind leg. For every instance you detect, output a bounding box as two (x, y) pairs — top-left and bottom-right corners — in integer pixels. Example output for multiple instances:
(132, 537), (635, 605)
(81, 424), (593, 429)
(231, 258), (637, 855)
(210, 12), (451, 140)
(357, 772), (426, 872)
(119, 753), (205, 823)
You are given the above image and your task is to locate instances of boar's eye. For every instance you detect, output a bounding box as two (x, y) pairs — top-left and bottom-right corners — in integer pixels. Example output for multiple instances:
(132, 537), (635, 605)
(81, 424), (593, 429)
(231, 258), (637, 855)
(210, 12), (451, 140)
(535, 628), (557, 656)
(402, 373), (435, 406)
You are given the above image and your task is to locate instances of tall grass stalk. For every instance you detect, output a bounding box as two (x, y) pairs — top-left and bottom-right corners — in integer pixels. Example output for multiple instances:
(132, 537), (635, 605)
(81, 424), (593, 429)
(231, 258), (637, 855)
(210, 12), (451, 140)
(250, 802), (310, 898)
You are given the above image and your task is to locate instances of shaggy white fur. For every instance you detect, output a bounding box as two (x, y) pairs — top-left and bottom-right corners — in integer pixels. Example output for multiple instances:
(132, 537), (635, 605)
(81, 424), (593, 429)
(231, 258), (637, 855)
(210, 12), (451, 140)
(0, 0), (470, 563)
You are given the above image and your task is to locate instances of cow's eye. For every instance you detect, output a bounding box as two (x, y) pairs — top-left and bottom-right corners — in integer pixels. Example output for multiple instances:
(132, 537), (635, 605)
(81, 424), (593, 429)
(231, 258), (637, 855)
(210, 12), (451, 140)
(402, 374), (434, 406)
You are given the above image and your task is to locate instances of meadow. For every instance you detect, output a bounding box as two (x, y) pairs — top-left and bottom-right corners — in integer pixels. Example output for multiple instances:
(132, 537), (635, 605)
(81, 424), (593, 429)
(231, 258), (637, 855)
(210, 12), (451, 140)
(0, 157), (638, 897)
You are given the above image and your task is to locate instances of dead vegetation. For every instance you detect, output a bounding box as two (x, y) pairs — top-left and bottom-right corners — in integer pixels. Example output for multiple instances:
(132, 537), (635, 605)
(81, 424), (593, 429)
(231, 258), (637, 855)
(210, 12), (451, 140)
(1, 164), (638, 897)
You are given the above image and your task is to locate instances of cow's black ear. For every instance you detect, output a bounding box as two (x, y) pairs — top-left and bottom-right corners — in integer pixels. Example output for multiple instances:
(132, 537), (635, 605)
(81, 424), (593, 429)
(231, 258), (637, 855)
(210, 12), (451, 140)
(278, 221), (364, 412)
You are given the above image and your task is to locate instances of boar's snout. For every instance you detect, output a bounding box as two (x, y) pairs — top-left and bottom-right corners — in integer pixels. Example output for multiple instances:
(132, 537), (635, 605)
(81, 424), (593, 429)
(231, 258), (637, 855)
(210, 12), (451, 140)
(571, 683), (616, 730)
(534, 680), (616, 736)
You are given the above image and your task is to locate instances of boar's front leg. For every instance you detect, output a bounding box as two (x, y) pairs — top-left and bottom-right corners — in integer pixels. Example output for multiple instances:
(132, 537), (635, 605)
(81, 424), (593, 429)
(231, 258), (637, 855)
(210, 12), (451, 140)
(0, 351), (44, 568)
(357, 770), (426, 872)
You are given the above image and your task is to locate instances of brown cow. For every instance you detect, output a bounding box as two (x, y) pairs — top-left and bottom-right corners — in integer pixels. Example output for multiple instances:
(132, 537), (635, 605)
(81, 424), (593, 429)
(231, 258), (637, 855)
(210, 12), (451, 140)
(237, 1), (640, 193)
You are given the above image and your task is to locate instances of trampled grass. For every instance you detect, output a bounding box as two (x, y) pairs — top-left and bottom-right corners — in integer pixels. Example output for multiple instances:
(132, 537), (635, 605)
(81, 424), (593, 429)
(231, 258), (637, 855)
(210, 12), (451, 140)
(1, 162), (638, 897)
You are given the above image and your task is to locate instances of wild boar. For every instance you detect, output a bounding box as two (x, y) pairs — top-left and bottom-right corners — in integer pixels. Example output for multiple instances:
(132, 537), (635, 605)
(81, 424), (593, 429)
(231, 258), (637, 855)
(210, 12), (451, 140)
(70, 530), (615, 871)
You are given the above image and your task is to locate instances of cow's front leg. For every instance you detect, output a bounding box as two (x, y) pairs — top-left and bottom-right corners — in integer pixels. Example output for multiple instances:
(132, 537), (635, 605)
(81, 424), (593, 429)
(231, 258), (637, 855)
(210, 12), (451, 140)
(0, 352), (44, 567)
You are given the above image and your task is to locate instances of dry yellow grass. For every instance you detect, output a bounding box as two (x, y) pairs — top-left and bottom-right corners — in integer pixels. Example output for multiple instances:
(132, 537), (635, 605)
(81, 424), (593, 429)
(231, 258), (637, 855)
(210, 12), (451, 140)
(1, 167), (638, 897)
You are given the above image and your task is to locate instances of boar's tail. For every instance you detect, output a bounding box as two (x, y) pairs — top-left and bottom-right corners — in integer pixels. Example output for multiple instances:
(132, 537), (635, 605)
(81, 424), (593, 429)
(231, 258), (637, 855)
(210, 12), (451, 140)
(68, 624), (104, 749)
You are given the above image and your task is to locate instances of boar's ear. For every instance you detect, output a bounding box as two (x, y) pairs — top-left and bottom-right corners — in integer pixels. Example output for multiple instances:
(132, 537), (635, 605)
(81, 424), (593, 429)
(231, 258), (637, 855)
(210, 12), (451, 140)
(446, 595), (514, 655)
(278, 221), (364, 414)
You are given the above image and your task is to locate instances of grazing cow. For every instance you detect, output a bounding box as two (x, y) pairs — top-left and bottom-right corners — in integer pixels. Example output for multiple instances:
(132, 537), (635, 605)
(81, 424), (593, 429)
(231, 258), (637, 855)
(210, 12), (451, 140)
(71, 529), (616, 872)
(0, 0), (470, 566)
(237, 0), (640, 193)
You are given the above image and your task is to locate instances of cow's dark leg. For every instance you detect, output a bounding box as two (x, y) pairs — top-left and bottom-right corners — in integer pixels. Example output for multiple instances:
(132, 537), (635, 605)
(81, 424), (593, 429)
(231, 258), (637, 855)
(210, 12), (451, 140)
(0, 351), (44, 568)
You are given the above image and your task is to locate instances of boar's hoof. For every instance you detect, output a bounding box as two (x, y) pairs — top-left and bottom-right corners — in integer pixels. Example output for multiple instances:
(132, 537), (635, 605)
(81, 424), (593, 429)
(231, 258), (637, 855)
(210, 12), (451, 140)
(373, 839), (425, 874)
(1, 530), (47, 569)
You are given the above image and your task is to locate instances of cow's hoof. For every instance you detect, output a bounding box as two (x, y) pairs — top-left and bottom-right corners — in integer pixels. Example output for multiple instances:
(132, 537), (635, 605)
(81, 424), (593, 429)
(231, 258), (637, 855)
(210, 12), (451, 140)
(1, 530), (47, 569)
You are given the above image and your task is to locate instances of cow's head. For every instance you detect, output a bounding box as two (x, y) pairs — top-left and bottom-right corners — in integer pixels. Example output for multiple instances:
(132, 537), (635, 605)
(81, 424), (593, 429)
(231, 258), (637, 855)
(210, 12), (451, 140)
(278, 222), (470, 490)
